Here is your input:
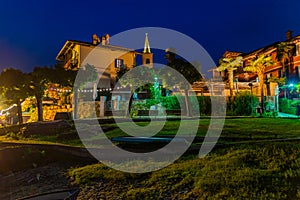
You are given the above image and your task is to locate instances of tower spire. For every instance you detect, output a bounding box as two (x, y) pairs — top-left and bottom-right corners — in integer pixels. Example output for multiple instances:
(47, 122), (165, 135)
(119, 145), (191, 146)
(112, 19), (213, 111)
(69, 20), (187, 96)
(143, 33), (151, 53)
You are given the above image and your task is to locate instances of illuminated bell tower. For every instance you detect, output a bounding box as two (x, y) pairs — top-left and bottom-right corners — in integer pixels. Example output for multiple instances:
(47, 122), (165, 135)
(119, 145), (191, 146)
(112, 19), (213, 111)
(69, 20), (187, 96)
(142, 33), (153, 68)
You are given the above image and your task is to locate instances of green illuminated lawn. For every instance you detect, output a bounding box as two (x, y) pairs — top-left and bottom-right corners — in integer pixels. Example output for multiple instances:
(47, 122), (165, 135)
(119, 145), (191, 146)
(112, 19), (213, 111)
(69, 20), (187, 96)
(66, 118), (300, 198)
(1, 118), (299, 146)
(69, 141), (300, 199)
(104, 118), (300, 140)
(1, 118), (300, 199)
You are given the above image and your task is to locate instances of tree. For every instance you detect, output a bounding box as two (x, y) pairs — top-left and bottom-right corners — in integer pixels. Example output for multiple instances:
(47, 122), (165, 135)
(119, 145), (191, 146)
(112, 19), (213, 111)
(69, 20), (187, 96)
(159, 50), (203, 116)
(116, 65), (155, 116)
(267, 76), (286, 85)
(217, 56), (243, 98)
(28, 66), (54, 121)
(244, 54), (274, 114)
(276, 42), (294, 79)
(71, 64), (98, 119)
(42, 63), (97, 119)
(0, 68), (30, 124)
(295, 82), (300, 93)
(0, 94), (5, 110)
(52, 62), (78, 88)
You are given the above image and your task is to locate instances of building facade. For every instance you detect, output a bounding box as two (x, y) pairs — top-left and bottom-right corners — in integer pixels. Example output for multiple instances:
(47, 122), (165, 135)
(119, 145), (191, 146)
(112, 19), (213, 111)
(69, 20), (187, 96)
(56, 33), (153, 118)
(217, 31), (300, 111)
(56, 34), (137, 89)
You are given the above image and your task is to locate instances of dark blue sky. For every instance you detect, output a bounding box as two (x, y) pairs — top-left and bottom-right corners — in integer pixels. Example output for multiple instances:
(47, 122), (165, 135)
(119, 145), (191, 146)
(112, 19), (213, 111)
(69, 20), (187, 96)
(0, 0), (299, 72)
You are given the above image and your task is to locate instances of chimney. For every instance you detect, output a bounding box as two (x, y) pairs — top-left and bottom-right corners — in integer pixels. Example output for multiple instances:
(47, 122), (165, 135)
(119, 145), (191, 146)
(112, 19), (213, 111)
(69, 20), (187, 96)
(286, 30), (293, 40)
(101, 36), (106, 45)
(105, 34), (110, 45)
(92, 34), (100, 45)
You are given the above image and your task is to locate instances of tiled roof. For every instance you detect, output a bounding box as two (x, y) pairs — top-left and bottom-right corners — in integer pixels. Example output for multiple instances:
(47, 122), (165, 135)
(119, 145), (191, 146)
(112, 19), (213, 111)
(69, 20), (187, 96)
(56, 40), (135, 61)
(241, 41), (280, 58)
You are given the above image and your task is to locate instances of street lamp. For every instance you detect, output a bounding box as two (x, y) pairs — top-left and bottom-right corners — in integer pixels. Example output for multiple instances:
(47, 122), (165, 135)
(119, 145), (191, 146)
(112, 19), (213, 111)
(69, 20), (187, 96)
(281, 83), (295, 99)
(248, 82), (254, 114)
(288, 83), (295, 99)
(234, 78), (238, 92)
(248, 82), (253, 95)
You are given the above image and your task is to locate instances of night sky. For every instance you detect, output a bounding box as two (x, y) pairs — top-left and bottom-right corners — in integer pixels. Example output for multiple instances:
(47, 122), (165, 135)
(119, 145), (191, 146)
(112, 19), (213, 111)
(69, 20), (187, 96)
(0, 0), (299, 72)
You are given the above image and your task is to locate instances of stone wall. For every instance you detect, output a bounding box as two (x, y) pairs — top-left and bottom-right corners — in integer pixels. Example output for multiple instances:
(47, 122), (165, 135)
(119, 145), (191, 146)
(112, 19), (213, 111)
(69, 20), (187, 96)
(43, 104), (73, 121)
(77, 101), (101, 119)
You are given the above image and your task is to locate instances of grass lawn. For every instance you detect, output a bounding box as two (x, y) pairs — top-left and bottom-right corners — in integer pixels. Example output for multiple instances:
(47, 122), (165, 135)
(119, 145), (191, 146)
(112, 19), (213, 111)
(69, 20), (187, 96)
(1, 118), (299, 146)
(69, 141), (300, 199)
(93, 118), (300, 144)
(0, 130), (84, 146)
(67, 118), (300, 199)
(1, 117), (300, 199)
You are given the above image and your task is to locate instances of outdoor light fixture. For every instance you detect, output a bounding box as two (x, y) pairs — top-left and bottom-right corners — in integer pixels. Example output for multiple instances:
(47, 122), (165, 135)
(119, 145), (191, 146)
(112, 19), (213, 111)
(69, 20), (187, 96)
(248, 82), (253, 94)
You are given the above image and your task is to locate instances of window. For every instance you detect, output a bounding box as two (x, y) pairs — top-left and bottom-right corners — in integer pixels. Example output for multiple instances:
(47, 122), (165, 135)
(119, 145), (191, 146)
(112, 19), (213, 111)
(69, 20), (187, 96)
(72, 50), (78, 65)
(114, 59), (124, 69)
(293, 44), (297, 56)
(296, 44), (300, 56)
(278, 70), (282, 78)
(146, 58), (150, 64)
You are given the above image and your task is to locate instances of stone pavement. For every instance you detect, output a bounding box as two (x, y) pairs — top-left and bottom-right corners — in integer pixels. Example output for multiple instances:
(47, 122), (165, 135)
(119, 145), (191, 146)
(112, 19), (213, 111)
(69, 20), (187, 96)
(278, 112), (299, 118)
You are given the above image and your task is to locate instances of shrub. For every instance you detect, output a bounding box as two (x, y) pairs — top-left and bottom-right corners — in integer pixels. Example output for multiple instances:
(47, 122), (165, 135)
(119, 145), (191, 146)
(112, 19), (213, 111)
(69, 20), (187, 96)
(131, 92), (258, 117)
(195, 96), (211, 116)
(279, 98), (296, 115)
(161, 95), (184, 110)
(231, 91), (258, 116)
(130, 101), (149, 117)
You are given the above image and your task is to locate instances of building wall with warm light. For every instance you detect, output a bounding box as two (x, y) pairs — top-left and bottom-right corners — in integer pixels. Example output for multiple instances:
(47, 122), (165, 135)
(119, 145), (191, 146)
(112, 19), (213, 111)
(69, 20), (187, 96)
(56, 35), (137, 88)
(55, 34), (150, 119)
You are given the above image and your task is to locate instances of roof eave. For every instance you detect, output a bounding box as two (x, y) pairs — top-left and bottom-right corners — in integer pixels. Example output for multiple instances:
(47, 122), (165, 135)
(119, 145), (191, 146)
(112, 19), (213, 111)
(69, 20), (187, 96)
(56, 40), (73, 61)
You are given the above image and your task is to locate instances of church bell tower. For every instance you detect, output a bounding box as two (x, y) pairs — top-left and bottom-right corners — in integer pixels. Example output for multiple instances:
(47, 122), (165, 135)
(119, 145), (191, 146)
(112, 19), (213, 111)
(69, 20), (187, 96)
(142, 33), (153, 68)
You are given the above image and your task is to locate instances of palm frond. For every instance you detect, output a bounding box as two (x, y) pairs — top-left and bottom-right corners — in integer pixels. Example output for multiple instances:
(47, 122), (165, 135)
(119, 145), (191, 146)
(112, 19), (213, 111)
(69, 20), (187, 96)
(217, 56), (242, 72)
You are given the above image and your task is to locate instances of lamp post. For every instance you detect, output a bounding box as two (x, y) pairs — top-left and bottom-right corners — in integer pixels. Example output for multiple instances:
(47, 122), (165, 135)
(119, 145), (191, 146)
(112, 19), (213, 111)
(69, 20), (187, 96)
(248, 82), (253, 95)
(284, 86), (287, 99)
(248, 82), (253, 113)
(289, 83), (294, 99)
(282, 83), (294, 99)
(274, 84), (279, 112)
(234, 78), (238, 93)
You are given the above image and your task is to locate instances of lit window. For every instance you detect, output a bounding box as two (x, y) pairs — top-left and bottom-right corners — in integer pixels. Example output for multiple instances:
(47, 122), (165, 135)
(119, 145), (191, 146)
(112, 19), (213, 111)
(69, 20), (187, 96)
(72, 50), (78, 65)
(297, 44), (300, 56)
(115, 59), (124, 69)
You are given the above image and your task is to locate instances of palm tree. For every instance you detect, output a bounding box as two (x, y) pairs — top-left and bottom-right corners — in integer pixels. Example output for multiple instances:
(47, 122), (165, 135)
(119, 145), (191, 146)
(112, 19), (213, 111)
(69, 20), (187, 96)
(217, 56), (243, 99)
(276, 42), (294, 79)
(244, 54), (274, 114)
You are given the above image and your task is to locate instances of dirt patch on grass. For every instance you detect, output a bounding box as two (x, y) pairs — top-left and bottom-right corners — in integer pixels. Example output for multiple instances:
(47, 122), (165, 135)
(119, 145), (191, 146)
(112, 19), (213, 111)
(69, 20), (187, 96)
(0, 142), (96, 199)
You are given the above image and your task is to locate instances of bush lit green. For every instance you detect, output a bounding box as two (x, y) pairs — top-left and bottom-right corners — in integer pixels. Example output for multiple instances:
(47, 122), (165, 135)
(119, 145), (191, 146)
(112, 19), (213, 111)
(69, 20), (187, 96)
(279, 98), (298, 115)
